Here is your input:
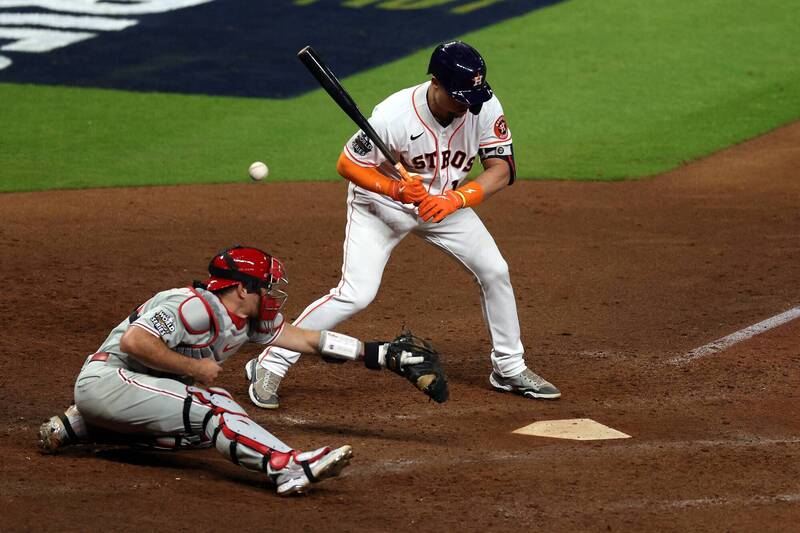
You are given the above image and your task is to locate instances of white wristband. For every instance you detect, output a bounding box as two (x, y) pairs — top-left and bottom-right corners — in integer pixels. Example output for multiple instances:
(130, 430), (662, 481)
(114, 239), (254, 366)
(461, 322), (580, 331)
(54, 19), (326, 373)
(377, 343), (388, 367)
(319, 331), (361, 361)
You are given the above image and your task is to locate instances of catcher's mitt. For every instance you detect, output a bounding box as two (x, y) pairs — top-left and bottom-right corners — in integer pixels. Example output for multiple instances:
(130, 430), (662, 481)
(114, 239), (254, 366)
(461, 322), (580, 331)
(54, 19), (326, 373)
(383, 331), (449, 403)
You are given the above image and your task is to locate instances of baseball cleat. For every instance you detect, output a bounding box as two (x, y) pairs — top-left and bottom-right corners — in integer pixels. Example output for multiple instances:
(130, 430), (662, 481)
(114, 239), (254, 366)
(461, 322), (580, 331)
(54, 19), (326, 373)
(245, 358), (282, 409)
(490, 368), (561, 399)
(37, 404), (86, 453)
(268, 445), (353, 496)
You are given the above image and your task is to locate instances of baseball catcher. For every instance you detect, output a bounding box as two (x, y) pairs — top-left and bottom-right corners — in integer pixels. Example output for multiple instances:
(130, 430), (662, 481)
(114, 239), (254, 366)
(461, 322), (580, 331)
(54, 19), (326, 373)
(38, 245), (448, 497)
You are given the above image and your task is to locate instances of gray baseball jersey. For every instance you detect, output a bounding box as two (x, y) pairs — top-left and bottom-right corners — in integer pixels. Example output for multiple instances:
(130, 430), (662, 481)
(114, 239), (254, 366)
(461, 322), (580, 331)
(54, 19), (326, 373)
(74, 286), (289, 451)
(94, 286), (284, 375)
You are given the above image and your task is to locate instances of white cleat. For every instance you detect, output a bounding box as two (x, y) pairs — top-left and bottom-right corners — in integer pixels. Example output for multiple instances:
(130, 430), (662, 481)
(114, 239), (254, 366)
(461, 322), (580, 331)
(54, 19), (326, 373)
(268, 445), (353, 496)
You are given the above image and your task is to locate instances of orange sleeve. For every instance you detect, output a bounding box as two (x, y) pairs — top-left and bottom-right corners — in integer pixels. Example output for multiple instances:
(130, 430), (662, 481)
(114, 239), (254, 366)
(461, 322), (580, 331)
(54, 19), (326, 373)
(337, 152), (400, 200)
(453, 182), (485, 208)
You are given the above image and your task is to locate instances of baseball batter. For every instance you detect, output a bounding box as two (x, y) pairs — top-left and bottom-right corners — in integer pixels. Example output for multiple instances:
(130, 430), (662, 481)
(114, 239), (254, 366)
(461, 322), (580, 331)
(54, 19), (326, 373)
(38, 246), (444, 496)
(247, 41), (560, 409)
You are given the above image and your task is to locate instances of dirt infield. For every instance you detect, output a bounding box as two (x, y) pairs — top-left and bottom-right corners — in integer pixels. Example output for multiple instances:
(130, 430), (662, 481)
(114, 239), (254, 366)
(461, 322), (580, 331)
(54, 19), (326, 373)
(2, 122), (799, 532)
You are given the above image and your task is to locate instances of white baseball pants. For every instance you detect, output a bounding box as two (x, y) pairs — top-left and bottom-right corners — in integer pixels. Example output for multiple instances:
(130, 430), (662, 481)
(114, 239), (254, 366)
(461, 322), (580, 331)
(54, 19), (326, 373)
(260, 185), (528, 378)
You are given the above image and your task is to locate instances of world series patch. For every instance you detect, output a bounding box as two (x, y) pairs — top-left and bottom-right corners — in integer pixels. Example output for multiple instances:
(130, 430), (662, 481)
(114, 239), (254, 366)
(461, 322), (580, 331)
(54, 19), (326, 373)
(351, 132), (373, 156)
(150, 311), (176, 336)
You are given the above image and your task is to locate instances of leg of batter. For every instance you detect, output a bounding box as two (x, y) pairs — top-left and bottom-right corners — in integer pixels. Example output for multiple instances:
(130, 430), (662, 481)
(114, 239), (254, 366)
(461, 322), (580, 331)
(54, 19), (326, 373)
(249, 188), (417, 408)
(415, 207), (560, 399)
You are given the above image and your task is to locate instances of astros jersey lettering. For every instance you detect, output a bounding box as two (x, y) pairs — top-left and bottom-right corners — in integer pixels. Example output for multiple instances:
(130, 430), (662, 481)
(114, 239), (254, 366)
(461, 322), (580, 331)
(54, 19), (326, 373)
(344, 81), (513, 205)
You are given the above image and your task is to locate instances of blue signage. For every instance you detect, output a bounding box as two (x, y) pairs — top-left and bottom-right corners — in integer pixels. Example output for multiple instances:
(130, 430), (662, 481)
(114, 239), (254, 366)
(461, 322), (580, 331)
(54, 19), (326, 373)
(0, 0), (561, 98)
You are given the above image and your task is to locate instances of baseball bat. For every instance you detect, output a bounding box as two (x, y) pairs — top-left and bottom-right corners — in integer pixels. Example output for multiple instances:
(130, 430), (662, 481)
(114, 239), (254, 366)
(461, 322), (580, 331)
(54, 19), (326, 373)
(297, 45), (411, 179)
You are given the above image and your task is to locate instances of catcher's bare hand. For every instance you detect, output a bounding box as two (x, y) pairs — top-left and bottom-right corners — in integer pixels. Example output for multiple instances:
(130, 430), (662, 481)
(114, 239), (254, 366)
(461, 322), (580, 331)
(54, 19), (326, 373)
(190, 358), (222, 385)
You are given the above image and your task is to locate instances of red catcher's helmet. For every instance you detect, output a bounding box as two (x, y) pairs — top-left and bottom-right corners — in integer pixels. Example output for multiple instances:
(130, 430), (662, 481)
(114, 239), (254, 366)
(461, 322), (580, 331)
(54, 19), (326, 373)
(205, 245), (285, 293)
(205, 245), (288, 320)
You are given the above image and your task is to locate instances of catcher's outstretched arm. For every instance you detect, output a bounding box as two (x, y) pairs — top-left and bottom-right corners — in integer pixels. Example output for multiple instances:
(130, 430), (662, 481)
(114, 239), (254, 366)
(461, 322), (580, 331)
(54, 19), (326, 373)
(270, 325), (449, 403)
(272, 324), (362, 361)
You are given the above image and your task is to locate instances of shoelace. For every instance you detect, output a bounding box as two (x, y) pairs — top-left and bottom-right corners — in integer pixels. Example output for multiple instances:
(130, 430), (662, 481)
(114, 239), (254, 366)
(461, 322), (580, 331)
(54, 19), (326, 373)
(261, 371), (282, 395)
(521, 370), (549, 388)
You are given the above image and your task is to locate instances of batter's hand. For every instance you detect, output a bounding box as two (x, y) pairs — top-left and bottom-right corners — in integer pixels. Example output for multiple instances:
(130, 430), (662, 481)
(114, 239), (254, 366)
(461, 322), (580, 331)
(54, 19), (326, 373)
(190, 358), (222, 385)
(400, 177), (428, 205)
(418, 190), (463, 222)
(388, 177), (428, 205)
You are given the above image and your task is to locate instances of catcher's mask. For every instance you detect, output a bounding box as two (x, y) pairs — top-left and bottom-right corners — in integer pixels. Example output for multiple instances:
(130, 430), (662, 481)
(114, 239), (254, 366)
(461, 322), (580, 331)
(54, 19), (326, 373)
(205, 245), (288, 320)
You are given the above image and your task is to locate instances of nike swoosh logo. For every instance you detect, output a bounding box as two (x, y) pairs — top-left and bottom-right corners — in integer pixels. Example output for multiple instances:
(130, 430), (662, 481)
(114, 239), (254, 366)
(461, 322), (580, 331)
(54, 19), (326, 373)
(410, 132), (424, 141)
(223, 342), (244, 353)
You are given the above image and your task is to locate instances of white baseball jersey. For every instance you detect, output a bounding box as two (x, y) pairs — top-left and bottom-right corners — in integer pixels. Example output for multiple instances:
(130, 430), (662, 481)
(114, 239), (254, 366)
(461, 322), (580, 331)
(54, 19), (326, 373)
(95, 286), (285, 375)
(259, 80), (530, 383)
(343, 80), (513, 207)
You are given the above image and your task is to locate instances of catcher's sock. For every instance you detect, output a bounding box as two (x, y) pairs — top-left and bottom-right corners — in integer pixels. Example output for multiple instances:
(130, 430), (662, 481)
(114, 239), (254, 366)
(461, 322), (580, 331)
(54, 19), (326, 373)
(62, 404), (88, 439)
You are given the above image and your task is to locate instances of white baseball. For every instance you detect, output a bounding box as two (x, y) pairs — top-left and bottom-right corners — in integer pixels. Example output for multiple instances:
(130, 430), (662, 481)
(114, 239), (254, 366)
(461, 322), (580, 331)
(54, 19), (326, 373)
(249, 161), (269, 181)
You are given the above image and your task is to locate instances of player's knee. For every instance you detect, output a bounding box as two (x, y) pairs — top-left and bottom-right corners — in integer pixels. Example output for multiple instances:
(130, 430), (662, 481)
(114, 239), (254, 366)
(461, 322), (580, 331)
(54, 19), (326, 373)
(205, 386), (233, 399)
(351, 294), (375, 312)
(73, 375), (110, 424)
(184, 385), (249, 436)
(340, 286), (378, 313)
(482, 257), (510, 281)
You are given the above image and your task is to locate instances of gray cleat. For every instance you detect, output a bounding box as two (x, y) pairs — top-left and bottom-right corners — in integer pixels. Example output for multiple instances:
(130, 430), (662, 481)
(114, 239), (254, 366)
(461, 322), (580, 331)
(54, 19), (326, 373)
(245, 358), (282, 409)
(489, 368), (561, 400)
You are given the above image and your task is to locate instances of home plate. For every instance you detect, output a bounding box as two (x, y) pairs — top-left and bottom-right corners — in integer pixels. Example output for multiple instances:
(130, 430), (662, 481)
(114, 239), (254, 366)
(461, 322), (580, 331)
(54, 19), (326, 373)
(513, 419), (631, 440)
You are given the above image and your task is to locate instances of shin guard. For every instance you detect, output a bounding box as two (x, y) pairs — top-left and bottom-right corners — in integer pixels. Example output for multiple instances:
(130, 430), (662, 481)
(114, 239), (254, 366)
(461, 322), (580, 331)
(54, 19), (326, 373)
(185, 385), (292, 473)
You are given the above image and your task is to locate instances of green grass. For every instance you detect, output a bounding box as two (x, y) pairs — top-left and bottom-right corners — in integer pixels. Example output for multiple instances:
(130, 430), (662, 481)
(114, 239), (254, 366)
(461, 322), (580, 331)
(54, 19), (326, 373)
(1, 0), (799, 191)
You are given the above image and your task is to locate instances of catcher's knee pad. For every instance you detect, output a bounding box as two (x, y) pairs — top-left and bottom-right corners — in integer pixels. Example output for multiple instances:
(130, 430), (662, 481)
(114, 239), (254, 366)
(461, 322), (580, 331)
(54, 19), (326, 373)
(186, 385), (243, 409)
(182, 385), (248, 442)
(185, 384), (245, 420)
(208, 412), (293, 472)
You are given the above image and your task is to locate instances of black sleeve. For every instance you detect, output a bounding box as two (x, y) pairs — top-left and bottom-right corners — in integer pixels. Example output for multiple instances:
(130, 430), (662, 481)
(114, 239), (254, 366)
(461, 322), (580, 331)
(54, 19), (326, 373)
(478, 143), (516, 185)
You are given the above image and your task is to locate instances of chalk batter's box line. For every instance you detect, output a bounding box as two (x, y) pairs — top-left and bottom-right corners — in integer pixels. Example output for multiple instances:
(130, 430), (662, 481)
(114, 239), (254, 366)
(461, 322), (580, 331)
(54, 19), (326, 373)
(670, 305), (800, 365)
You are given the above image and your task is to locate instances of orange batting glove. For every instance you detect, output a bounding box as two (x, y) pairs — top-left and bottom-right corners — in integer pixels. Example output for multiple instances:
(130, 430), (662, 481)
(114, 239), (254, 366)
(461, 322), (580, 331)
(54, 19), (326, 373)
(418, 190), (463, 223)
(388, 176), (428, 205)
(418, 182), (485, 223)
